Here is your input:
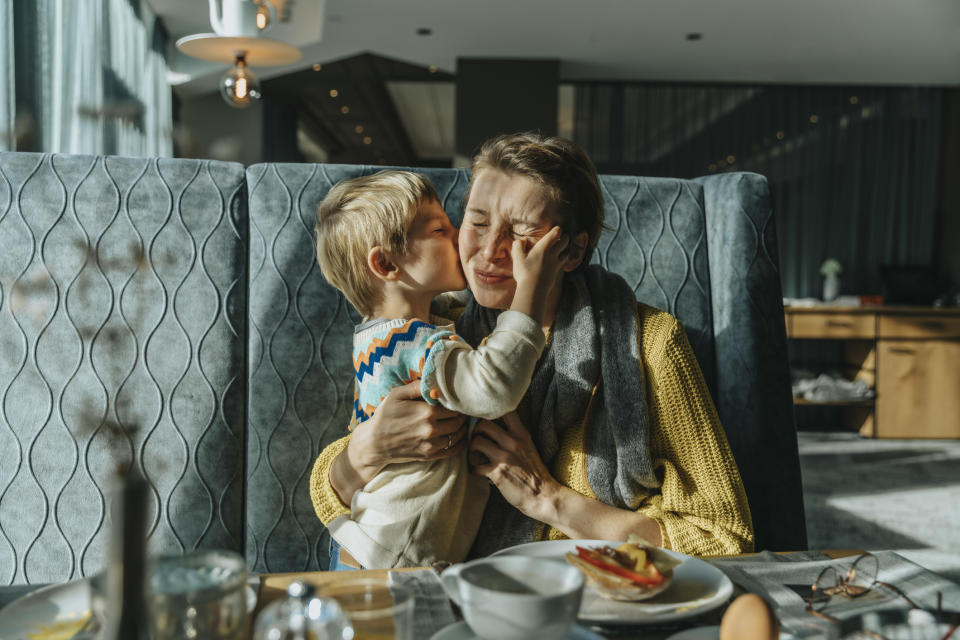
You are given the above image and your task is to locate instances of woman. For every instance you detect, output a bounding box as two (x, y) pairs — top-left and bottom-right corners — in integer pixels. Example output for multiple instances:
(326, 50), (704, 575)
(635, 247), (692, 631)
(311, 133), (754, 561)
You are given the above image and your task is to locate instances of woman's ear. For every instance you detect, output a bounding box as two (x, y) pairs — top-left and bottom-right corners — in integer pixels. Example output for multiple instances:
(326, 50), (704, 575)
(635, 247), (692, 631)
(367, 246), (399, 281)
(560, 232), (590, 272)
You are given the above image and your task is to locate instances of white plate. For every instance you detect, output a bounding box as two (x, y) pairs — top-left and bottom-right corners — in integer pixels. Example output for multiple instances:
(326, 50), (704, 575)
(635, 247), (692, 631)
(431, 620), (603, 640)
(491, 540), (734, 626)
(0, 577), (259, 640)
(0, 579), (95, 640)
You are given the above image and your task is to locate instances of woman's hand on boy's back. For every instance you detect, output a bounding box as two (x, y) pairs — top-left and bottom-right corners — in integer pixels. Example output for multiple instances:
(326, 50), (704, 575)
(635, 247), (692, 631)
(332, 380), (469, 505)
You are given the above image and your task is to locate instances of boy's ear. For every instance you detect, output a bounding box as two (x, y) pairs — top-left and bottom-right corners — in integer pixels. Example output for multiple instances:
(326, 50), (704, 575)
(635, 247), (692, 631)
(560, 231), (590, 272)
(367, 246), (400, 281)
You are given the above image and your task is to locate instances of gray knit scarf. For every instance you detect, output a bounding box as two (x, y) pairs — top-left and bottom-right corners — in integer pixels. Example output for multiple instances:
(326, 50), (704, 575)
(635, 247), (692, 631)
(457, 265), (658, 557)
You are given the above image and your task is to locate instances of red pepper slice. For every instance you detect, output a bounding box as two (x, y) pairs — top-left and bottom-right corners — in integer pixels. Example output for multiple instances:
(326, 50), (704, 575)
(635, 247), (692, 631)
(575, 546), (664, 586)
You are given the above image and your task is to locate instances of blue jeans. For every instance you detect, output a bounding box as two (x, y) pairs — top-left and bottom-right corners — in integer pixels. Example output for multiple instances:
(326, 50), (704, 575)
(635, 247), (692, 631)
(328, 538), (362, 572)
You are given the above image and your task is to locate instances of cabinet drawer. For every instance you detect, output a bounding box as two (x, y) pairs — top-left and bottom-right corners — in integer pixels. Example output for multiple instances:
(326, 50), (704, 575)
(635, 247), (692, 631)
(789, 313), (875, 339)
(876, 339), (960, 438)
(879, 315), (960, 339)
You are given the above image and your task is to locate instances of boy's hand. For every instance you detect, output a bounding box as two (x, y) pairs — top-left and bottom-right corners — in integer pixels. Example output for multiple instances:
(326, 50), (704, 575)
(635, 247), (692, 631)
(508, 226), (569, 324)
(511, 226), (568, 291)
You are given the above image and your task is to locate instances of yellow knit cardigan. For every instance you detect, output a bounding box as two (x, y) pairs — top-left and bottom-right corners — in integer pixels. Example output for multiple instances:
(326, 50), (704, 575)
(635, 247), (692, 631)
(310, 303), (755, 557)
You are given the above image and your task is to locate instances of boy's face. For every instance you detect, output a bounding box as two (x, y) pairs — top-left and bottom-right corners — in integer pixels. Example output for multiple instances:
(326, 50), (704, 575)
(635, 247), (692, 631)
(395, 199), (467, 297)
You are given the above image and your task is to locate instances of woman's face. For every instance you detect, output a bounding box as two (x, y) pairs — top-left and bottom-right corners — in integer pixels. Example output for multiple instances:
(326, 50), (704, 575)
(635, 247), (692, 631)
(459, 169), (560, 310)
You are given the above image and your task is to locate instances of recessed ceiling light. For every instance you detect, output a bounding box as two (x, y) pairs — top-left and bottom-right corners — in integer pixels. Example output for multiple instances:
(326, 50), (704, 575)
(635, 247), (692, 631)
(686, 33), (703, 41)
(417, 28), (432, 36)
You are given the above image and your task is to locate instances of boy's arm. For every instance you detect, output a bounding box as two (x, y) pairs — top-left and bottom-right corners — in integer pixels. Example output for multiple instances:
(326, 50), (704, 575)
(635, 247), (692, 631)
(421, 310), (545, 419)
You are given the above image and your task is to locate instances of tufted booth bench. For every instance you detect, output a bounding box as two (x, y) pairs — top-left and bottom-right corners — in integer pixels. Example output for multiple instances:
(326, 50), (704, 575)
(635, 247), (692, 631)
(0, 151), (805, 594)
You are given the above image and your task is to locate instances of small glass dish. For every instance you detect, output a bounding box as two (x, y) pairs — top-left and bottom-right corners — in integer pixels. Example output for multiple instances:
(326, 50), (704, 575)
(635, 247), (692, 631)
(320, 578), (414, 640)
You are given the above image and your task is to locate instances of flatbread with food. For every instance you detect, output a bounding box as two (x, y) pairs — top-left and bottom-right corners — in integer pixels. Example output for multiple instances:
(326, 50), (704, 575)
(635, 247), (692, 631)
(564, 535), (681, 601)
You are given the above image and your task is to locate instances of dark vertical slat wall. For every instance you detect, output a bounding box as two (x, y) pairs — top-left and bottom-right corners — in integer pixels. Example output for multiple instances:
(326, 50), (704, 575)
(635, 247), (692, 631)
(571, 84), (943, 299)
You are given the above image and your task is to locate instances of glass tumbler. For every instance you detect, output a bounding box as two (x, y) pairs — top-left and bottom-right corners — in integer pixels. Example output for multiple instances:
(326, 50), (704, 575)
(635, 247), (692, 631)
(319, 578), (414, 640)
(148, 549), (248, 640)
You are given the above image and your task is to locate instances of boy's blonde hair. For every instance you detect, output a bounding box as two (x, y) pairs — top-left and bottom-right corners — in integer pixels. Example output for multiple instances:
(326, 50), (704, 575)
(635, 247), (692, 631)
(315, 170), (439, 317)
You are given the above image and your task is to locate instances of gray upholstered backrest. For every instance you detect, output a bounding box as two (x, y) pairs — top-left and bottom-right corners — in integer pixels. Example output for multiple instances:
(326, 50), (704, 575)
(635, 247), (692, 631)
(245, 163), (805, 570)
(0, 152), (247, 585)
(698, 173), (806, 553)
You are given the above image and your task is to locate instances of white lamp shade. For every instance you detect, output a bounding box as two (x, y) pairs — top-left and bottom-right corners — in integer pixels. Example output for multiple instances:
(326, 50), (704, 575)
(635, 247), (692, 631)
(176, 33), (302, 66)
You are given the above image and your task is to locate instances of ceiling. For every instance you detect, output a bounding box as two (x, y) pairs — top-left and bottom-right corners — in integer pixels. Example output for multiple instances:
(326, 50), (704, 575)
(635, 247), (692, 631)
(155, 0), (960, 91)
(152, 0), (958, 164)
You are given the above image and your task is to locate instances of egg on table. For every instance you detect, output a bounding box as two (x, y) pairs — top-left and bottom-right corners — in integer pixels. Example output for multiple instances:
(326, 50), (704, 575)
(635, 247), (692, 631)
(719, 593), (780, 640)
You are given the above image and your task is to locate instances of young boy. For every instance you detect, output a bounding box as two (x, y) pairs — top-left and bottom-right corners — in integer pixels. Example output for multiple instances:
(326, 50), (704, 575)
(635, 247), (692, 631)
(314, 170), (566, 569)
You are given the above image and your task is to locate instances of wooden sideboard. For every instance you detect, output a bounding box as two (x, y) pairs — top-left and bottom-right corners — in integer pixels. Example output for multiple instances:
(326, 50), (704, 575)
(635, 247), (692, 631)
(784, 306), (960, 438)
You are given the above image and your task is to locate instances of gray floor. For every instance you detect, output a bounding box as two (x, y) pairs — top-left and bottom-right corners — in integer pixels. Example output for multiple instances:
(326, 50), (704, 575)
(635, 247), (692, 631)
(798, 431), (960, 581)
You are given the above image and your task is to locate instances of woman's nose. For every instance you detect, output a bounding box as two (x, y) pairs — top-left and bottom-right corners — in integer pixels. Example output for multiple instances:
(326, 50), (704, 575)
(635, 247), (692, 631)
(481, 230), (510, 262)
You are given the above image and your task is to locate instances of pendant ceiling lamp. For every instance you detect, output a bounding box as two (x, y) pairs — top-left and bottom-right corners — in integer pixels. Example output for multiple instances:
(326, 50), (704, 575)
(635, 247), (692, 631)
(176, 0), (301, 108)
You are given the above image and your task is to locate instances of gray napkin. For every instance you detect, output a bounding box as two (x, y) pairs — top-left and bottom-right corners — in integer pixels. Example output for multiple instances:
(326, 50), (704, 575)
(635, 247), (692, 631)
(388, 569), (457, 638)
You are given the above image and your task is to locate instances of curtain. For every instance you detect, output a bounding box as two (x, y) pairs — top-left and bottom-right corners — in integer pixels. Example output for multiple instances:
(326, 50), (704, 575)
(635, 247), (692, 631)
(571, 84), (943, 299)
(0, 0), (13, 151)
(10, 0), (172, 156)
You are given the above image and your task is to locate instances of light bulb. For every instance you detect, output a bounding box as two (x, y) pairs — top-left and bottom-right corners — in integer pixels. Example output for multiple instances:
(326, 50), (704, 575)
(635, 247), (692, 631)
(220, 55), (261, 108)
(255, 2), (271, 30)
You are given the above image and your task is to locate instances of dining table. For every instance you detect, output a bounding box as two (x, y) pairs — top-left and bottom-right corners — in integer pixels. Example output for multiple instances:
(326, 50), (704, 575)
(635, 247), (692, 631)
(246, 548), (960, 640)
(1, 547), (958, 640)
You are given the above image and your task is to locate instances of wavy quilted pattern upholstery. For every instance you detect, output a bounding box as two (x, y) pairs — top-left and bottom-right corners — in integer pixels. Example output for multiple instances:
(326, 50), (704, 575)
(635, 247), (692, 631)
(0, 152), (247, 585)
(0, 153), (803, 587)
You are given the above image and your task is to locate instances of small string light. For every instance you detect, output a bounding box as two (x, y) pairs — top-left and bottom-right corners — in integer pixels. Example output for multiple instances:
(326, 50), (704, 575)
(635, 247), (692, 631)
(313, 64), (323, 72)
(363, 136), (372, 145)
(329, 89), (339, 98)
(809, 114), (819, 124)
(726, 155), (735, 164)
(776, 131), (785, 140)
(428, 65), (438, 73)
(355, 125), (364, 134)
(849, 95), (859, 104)
(340, 105), (350, 114)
